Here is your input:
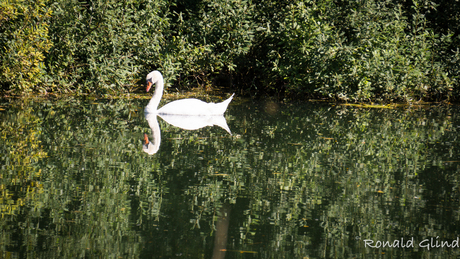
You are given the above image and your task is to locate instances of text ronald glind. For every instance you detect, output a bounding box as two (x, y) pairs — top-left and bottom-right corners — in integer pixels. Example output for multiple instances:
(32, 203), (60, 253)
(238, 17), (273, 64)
(364, 237), (460, 250)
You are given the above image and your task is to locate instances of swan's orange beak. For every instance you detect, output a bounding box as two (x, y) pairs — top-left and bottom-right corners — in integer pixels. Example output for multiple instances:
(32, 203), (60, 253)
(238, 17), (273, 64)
(146, 81), (152, 92)
(143, 133), (149, 145)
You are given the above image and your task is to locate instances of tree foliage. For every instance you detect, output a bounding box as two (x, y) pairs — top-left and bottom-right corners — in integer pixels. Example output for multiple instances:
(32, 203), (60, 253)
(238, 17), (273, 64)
(1, 0), (459, 101)
(0, 0), (52, 92)
(45, 0), (170, 93)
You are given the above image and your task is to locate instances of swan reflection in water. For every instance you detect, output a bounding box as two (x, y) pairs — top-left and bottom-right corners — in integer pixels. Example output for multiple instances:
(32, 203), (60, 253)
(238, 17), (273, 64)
(143, 70), (234, 155)
(142, 112), (233, 155)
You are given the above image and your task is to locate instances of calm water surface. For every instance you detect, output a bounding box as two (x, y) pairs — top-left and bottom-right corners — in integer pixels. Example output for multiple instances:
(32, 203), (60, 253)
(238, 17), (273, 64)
(1, 96), (459, 258)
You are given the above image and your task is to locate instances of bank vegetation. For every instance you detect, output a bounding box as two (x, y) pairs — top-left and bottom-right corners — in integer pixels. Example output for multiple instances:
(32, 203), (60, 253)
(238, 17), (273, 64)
(1, 0), (459, 102)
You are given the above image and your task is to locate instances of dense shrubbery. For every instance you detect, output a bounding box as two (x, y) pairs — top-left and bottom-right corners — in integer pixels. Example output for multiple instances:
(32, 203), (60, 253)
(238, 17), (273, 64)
(45, 0), (171, 93)
(0, 0), (52, 92)
(1, 0), (459, 101)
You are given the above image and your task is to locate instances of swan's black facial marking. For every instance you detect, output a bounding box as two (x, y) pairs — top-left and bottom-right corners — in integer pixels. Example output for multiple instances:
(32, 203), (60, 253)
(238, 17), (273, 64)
(146, 78), (153, 85)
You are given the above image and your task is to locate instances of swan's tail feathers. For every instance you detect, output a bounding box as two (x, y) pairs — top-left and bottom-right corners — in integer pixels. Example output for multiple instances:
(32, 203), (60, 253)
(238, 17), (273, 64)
(216, 93), (234, 115)
(222, 93), (234, 104)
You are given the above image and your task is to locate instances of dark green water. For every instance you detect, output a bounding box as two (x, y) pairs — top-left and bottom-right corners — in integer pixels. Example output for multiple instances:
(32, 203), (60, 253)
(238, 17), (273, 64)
(1, 96), (459, 258)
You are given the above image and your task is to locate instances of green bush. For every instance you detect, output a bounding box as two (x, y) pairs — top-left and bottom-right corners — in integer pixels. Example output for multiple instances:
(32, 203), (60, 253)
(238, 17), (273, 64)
(329, 0), (454, 102)
(45, 0), (171, 93)
(252, 0), (456, 102)
(250, 0), (338, 96)
(165, 0), (257, 88)
(0, 0), (52, 92)
(0, 0), (458, 101)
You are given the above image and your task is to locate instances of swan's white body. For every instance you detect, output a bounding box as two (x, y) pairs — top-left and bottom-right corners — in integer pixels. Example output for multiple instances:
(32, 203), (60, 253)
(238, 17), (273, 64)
(144, 71), (234, 115)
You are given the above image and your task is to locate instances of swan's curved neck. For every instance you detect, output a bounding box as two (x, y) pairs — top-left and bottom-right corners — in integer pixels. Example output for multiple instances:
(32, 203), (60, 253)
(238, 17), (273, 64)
(148, 77), (164, 111)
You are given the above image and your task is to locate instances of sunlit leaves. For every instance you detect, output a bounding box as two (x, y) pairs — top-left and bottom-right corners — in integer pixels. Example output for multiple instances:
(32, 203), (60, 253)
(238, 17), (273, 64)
(264, 0), (456, 101)
(46, 0), (170, 93)
(0, 0), (458, 100)
(0, 0), (53, 92)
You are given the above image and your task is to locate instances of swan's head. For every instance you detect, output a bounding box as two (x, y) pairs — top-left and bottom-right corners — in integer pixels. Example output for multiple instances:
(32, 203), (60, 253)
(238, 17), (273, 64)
(146, 70), (163, 92)
(143, 133), (159, 155)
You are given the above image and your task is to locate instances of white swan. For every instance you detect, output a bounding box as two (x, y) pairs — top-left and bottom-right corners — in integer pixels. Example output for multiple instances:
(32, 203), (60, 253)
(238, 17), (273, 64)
(144, 70), (234, 115)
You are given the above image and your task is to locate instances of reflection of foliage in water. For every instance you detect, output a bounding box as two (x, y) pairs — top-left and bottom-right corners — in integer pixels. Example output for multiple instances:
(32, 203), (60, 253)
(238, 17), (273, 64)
(168, 102), (460, 258)
(1, 102), (47, 216)
(0, 97), (148, 258)
(0, 102), (47, 257)
(0, 97), (459, 258)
